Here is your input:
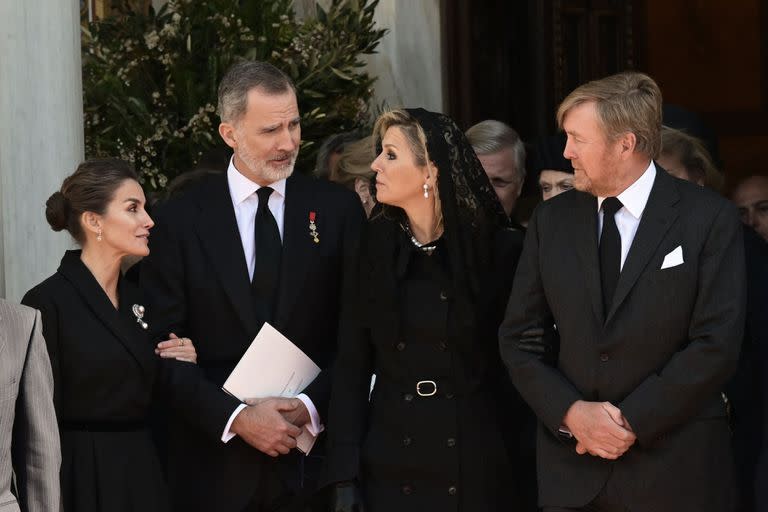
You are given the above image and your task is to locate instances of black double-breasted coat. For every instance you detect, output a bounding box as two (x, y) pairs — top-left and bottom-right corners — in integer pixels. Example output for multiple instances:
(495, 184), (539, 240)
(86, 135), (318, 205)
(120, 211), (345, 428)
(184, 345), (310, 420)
(325, 216), (528, 512)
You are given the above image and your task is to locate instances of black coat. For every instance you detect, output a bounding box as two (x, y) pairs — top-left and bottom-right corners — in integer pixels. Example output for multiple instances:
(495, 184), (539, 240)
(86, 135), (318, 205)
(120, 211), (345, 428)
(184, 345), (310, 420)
(325, 216), (528, 512)
(728, 226), (768, 510)
(22, 250), (170, 512)
(139, 171), (365, 511)
(500, 168), (746, 511)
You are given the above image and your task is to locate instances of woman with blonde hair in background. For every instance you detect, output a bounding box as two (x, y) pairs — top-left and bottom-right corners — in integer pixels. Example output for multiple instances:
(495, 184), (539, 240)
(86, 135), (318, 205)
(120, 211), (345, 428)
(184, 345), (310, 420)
(329, 135), (377, 217)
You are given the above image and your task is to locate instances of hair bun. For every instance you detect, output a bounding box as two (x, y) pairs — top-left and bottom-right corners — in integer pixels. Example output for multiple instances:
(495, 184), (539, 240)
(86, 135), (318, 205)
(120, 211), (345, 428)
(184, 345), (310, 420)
(45, 191), (70, 232)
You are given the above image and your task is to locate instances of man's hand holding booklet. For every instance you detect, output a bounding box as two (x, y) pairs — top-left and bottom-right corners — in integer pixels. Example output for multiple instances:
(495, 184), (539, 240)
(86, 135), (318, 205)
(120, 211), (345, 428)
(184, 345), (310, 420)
(223, 322), (321, 453)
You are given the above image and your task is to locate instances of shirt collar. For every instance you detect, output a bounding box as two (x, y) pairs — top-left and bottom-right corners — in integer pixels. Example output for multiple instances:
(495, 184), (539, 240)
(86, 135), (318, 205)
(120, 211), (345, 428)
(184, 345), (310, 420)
(226, 157), (287, 206)
(597, 160), (656, 219)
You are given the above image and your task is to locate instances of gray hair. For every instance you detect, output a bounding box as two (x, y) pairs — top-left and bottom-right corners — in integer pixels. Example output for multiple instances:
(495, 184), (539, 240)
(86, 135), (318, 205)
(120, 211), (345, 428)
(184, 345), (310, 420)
(466, 120), (526, 184)
(217, 60), (296, 123)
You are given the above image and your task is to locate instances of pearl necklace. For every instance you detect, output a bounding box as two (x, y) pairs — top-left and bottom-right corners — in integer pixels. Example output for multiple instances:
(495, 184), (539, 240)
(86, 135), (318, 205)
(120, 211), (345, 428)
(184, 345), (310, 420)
(400, 222), (438, 255)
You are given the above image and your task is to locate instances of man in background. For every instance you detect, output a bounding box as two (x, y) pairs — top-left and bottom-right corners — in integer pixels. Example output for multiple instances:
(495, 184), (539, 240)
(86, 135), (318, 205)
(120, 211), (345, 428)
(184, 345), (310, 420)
(731, 174), (768, 242)
(466, 120), (526, 229)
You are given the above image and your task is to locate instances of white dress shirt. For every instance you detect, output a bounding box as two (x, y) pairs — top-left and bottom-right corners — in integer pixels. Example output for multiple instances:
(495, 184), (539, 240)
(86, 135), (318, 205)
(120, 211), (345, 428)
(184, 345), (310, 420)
(597, 161), (657, 270)
(221, 158), (323, 447)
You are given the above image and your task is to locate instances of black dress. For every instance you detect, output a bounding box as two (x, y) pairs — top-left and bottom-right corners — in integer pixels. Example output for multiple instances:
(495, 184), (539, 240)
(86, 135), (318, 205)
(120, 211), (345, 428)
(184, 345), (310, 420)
(22, 250), (169, 512)
(326, 219), (527, 512)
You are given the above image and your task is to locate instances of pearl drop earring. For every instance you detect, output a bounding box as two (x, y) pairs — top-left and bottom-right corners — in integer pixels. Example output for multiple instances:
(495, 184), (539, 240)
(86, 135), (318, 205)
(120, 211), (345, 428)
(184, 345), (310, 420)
(423, 182), (429, 199)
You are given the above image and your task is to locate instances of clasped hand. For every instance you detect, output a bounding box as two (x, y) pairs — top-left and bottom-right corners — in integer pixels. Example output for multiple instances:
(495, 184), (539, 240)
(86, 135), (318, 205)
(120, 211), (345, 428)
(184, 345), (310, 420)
(231, 397), (310, 457)
(563, 400), (636, 460)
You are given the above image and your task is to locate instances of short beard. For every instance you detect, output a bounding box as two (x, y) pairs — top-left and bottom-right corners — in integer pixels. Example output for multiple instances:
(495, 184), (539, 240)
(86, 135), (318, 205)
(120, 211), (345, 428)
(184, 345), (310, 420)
(237, 148), (297, 183)
(572, 171), (594, 195)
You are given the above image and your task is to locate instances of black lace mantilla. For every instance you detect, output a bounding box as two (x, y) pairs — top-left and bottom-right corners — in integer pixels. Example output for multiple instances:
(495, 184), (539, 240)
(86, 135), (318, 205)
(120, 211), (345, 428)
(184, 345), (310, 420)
(372, 108), (509, 300)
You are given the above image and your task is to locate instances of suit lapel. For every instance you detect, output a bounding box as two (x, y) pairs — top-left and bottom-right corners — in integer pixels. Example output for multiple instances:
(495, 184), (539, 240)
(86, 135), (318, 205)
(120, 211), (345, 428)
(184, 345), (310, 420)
(195, 174), (261, 335)
(572, 192), (604, 323)
(57, 251), (153, 374)
(274, 174), (312, 330)
(605, 169), (679, 324)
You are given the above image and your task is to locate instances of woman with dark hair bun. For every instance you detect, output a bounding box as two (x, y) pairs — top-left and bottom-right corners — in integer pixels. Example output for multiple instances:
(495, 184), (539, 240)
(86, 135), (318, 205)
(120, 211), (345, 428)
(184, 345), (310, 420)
(22, 158), (198, 512)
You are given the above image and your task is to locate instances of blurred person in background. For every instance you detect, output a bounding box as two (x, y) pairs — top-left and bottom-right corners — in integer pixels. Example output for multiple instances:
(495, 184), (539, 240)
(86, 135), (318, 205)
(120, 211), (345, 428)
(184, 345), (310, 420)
(466, 120), (526, 230)
(314, 131), (362, 180)
(657, 126), (723, 190)
(532, 133), (574, 201)
(731, 174), (768, 243)
(329, 136), (377, 217)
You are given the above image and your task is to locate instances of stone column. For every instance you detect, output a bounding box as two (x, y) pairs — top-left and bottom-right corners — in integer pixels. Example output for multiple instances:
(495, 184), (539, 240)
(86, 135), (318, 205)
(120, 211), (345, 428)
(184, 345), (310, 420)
(0, 0), (83, 300)
(364, 0), (444, 113)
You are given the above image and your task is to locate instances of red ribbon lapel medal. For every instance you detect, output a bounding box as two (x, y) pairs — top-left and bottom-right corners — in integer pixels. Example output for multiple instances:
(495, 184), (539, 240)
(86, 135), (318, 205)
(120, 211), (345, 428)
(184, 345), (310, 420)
(309, 211), (320, 243)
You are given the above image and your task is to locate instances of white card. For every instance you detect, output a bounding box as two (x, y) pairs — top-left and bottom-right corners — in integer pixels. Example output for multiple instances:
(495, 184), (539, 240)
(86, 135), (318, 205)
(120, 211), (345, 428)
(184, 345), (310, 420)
(660, 245), (684, 269)
(223, 322), (320, 400)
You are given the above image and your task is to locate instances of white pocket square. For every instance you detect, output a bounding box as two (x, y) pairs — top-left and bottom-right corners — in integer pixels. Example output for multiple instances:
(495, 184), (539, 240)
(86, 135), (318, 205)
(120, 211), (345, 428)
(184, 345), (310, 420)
(661, 246), (684, 269)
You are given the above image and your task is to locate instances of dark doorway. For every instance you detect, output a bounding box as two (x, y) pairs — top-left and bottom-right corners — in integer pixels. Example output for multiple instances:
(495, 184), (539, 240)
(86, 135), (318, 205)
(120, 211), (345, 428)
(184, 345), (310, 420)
(443, 0), (768, 190)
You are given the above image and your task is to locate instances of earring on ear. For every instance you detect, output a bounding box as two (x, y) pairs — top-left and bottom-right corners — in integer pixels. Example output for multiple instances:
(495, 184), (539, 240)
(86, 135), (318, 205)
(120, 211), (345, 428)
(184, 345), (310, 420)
(97, 228), (102, 242)
(423, 182), (429, 199)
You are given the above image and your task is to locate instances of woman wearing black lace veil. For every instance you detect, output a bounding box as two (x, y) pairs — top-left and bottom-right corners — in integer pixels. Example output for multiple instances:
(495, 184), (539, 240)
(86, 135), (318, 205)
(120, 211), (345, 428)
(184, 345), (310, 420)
(325, 108), (531, 511)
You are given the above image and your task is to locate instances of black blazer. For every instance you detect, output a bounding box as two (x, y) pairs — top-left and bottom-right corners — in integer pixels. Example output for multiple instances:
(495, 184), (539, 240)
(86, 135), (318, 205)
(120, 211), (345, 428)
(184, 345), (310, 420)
(140, 171), (365, 511)
(499, 168), (746, 511)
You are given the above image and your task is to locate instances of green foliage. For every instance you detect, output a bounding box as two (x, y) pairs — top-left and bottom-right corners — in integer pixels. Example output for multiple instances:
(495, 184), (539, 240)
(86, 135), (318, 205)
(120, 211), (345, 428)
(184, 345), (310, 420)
(82, 0), (386, 191)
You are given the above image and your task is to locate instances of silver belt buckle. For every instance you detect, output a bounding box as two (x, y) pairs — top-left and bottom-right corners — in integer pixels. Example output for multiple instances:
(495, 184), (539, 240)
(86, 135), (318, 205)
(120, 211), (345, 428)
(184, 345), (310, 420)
(416, 380), (437, 397)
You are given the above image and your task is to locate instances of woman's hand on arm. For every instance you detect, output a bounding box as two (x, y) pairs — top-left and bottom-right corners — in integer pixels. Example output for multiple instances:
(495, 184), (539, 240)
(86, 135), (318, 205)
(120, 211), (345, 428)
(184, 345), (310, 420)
(155, 332), (197, 364)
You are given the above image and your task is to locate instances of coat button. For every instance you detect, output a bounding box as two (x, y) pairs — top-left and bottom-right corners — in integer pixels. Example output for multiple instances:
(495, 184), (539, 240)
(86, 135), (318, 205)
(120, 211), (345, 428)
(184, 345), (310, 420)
(438, 341), (448, 351)
(439, 290), (449, 301)
(396, 341), (406, 351)
(447, 437), (456, 448)
(401, 484), (413, 495)
(448, 485), (457, 496)
(600, 353), (609, 362)
(403, 436), (412, 447)
(445, 392), (454, 400)
(403, 393), (414, 402)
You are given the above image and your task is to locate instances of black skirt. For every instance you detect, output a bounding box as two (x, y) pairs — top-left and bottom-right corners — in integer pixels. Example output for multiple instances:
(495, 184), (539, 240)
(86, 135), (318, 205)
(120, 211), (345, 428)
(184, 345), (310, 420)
(61, 428), (169, 512)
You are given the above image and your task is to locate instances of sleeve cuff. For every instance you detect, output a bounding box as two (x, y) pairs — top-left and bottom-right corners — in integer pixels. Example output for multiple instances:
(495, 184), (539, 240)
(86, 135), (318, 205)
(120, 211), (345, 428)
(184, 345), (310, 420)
(297, 393), (324, 436)
(221, 403), (247, 443)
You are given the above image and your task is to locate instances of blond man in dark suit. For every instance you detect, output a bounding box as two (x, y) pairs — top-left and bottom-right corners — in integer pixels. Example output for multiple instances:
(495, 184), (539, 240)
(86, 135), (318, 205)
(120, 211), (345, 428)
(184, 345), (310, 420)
(501, 72), (745, 511)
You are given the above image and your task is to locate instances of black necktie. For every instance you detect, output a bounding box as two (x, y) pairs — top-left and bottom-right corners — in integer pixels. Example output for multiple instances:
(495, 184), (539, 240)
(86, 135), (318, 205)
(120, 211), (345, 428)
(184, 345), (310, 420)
(599, 197), (623, 316)
(252, 187), (282, 322)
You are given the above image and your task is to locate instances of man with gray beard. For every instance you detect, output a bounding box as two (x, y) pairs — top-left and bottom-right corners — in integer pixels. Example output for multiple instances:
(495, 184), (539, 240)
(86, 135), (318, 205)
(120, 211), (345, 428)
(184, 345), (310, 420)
(140, 60), (365, 512)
